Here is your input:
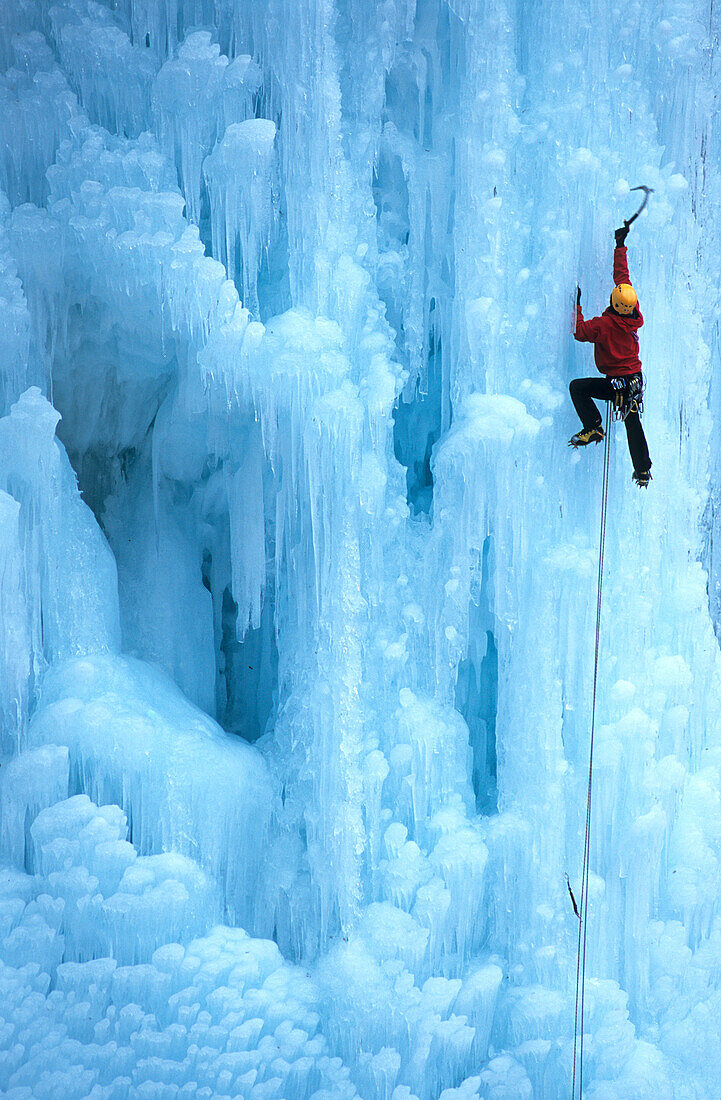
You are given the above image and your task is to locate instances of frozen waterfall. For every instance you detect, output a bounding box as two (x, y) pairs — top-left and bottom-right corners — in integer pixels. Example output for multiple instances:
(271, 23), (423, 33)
(0, 1), (720, 1098)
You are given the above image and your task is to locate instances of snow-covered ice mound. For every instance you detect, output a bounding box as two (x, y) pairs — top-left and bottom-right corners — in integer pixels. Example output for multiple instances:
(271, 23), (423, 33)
(28, 654), (275, 935)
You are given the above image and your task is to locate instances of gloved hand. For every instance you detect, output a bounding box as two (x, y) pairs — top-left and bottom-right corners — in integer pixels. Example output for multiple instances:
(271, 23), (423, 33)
(615, 224), (630, 247)
(576, 285), (581, 306)
(611, 376), (626, 409)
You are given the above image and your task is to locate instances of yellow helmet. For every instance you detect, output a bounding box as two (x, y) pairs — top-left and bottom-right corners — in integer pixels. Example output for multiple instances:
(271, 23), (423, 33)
(611, 283), (638, 315)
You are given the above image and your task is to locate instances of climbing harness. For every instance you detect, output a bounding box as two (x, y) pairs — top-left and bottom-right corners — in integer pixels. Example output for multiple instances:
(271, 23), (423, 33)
(610, 374), (644, 422)
(571, 402), (612, 1100)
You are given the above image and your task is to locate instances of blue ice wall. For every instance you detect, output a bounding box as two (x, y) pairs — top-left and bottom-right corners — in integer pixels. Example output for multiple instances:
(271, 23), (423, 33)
(0, 1), (720, 1097)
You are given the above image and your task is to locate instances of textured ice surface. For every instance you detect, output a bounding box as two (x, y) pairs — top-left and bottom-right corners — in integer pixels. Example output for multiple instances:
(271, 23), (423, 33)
(0, 387), (121, 748)
(0, 0), (720, 1097)
(204, 118), (277, 315)
(29, 654), (275, 934)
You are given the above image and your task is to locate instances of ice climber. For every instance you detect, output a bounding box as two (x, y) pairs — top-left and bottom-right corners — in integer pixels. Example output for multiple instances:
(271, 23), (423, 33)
(569, 224), (652, 487)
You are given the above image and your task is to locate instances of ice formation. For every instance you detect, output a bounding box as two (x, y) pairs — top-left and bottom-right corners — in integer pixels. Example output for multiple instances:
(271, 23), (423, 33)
(0, 1), (720, 1098)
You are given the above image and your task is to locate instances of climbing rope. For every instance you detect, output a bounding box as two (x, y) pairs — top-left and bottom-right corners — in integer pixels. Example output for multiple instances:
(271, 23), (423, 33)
(571, 401), (612, 1099)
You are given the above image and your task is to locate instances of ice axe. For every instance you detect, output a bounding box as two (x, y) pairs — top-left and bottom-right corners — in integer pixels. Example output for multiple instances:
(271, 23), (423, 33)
(623, 184), (654, 228)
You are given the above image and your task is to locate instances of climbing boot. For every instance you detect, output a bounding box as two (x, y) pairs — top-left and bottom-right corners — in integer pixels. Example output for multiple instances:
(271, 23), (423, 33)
(632, 469), (652, 488)
(568, 425), (605, 448)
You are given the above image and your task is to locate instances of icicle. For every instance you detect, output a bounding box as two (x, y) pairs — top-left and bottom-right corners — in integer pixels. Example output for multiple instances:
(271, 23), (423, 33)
(227, 431), (266, 637)
(152, 31), (230, 224)
(204, 118), (277, 314)
(49, 3), (158, 138)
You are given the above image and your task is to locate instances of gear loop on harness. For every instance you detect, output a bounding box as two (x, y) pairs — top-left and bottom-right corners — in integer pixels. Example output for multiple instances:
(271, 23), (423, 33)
(571, 401), (612, 1099)
(610, 373), (644, 423)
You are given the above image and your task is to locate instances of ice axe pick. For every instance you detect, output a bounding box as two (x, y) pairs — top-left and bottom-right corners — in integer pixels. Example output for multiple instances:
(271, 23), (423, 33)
(623, 185), (654, 228)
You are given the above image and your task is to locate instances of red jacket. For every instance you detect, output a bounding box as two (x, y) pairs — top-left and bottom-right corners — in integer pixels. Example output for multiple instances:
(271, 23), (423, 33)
(574, 246), (643, 377)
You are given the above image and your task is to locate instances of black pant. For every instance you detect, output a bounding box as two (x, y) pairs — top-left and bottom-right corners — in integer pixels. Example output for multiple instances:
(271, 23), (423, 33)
(569, 375), (651, 474)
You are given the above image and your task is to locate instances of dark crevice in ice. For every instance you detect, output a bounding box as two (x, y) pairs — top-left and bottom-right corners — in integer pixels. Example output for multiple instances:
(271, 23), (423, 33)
(392, 306), (443, 515)
(455, 537), (498, 814)
(219, 583), (278, 744)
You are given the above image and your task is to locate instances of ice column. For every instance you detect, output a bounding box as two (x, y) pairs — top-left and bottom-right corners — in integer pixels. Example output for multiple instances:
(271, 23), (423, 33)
(227, 428), (266, 635)
(0, 198), (32, 412)
(153, 31), (231, 224)
(0, 67), (78, 207)
(0, 389), (121, 667)
(0, 2), (43, 69)
(0, 492), (30, 754)
(221, 54), (262, 130)
(450, 0), (523, 414)
(204, 119), (277, 315)
(231, 0), (357, 315)
(50, 3), (157, 138)
(130, 0), (217, 61)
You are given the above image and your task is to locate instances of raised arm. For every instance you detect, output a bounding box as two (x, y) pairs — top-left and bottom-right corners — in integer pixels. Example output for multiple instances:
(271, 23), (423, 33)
(613, 223), (632, 286)
(613, 245), (632, 287)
